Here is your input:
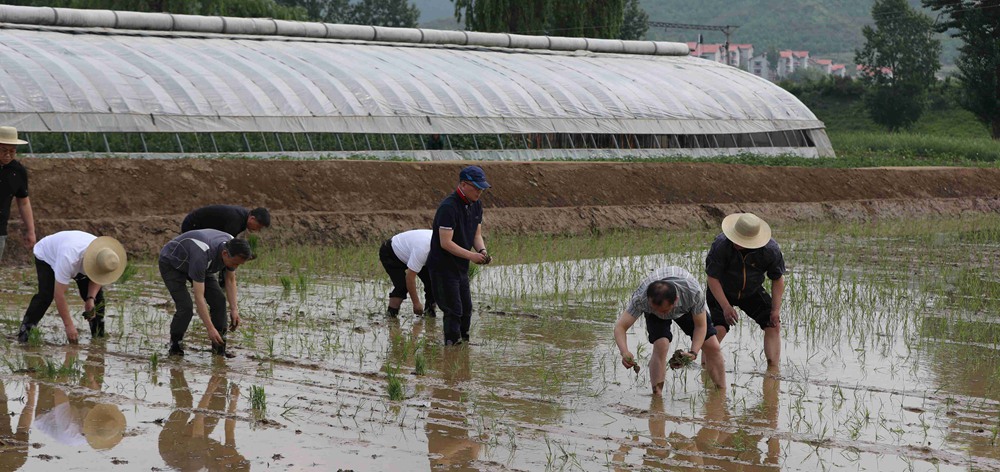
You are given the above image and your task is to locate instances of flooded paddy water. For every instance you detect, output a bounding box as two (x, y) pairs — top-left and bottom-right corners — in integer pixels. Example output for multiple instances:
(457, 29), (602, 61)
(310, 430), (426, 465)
(2, 216), (1000, 471)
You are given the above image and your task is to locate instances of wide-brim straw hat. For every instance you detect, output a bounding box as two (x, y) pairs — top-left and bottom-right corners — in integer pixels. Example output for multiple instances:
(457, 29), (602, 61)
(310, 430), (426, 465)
(0, 126), (28, 145)
(82, 236), (127, 285)
(83, 403), (126, 450)
(721, 213), (772, 249)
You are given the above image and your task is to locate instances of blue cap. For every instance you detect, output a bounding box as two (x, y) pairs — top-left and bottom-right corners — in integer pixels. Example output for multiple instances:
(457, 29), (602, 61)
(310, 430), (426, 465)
(459, 165), (490, 189)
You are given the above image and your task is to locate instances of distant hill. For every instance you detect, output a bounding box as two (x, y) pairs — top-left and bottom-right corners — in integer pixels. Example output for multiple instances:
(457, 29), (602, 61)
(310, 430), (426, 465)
(410, 0), (957, 63)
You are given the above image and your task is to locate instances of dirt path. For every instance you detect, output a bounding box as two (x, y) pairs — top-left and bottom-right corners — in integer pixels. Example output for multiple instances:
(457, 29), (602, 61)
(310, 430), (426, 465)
(5, 158), (1000, 257)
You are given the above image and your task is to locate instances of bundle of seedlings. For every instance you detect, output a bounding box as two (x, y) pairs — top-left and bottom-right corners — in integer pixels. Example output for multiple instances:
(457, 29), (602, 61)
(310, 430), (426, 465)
(668, 349), (694, 370)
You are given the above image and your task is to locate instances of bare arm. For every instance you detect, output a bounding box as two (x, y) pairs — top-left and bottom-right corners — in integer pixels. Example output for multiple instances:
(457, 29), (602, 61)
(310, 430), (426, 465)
(689, 311), (708, 357)
(193, 282), (224, 345)
(438, 227), (486, 264)
(224, 270), (240, 330)
(473, 224), (485, 253)
(15, 197), (35, 247)
(53, 282), (78, 343)
(769, 276), (785, 326)
(614, 311), (639, 367)
(707, 276), (738, 324)
(405, 269), (423, 314)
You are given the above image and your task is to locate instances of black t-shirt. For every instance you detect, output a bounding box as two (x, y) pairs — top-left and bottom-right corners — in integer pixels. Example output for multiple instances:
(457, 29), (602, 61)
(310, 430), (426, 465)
(427, 192), (483, 274)
(705, 233), (786, 301)
(0, 160), (29, 236)
(180, 205), (249, 237)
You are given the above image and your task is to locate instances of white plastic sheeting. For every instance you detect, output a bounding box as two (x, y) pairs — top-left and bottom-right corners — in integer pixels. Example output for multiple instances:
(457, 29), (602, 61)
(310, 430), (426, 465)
(0, 7), (830, 156)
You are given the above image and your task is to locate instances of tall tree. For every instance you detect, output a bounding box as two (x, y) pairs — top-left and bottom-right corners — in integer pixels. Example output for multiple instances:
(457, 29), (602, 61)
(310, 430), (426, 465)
(923, 0), (1000, 139)
(619, 0), (648, 41)
(854, 0), (941, 132)
(452, 0), (624, 38)
(348, 0), (420, 27)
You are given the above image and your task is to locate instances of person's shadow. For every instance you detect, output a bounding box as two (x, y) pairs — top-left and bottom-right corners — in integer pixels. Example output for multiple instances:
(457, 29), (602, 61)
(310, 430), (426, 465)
(158, 366), (249, 471)
(425, 346), (482, 471)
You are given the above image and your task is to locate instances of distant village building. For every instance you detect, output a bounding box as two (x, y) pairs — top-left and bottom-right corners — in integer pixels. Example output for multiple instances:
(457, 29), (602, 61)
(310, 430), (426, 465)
(688, 43), (848, 81)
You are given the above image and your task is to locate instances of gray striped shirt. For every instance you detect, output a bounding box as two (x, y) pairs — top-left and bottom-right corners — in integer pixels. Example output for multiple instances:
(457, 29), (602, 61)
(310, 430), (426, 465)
(625, 266), (708, 320)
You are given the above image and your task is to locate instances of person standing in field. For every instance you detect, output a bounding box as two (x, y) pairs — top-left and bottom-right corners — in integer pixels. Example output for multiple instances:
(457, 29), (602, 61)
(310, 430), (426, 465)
(17, 231), (127, 343)
(706, 213), (786, 366)
(0, 126), (35, 260)
(181, 205), (270, 238)
(379, 229), (436, 317)
(159, 229), (252, 357)
(427, 166), (491, 346)
(614, 266), (726, 394)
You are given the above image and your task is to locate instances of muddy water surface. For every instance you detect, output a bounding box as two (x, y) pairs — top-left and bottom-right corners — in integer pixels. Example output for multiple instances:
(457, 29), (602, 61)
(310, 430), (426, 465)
(2, 226), (1000, 471)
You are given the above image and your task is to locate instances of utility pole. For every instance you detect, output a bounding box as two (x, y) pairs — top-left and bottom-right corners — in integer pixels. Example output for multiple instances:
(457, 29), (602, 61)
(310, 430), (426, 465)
(648, 21), (740, 66)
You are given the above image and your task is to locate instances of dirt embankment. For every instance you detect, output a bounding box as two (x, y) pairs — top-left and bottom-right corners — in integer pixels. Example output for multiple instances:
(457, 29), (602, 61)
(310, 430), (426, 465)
(4, 159), (1000, 259)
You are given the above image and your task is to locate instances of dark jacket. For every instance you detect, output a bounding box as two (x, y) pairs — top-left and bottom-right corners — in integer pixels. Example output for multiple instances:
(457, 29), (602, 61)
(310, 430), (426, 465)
(705, 233), (785, 301)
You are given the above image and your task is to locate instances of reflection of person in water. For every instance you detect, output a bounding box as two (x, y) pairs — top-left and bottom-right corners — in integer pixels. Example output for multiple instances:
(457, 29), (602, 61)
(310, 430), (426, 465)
(0, 380), (36, 471)
(159, 368), (249, 471)
(426, 347), (482, 470)
(26, 350), (127, 452)
(641, 369), (781, 471)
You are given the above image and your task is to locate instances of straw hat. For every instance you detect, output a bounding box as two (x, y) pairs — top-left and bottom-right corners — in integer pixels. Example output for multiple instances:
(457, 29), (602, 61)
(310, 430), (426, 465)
(82, 237), (127, 285)
(83, 403), (126, 450)
(721, 213), (772, 249)
(0, 126), (28, 145)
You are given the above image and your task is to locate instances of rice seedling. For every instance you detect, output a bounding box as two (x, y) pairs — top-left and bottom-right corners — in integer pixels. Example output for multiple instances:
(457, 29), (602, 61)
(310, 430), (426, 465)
(386, 365), (405, 401)
(414, 353), (426, 375)
(26, 327), (42, 347)
(279, 275), (292, 292)
(249, 385), (267, 416)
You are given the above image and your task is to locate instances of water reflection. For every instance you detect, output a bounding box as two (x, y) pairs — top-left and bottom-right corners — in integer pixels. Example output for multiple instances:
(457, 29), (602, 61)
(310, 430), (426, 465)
(159, 367), (249, 470)
(426, 347), (482, 471)
(19, 350), (128, 455)
(0, 380), (35, 471)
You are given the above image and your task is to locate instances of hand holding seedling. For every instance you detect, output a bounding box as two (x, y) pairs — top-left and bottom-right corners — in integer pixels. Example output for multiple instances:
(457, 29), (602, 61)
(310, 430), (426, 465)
(413, 300), (424, 315)
(229, 312), (241, 331)
(621, 352), (640, 372)
(668, 349), (695, 370)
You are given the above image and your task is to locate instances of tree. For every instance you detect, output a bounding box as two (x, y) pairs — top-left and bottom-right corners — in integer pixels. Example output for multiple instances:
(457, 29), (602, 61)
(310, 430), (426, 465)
(275, 0), (350, 23)
(452, 0), (625, 39)
(923, 0), (1000, 139)
(619, 0), (648, 41)
(854, 0), (941, 132)
(348, 0), (420, 27)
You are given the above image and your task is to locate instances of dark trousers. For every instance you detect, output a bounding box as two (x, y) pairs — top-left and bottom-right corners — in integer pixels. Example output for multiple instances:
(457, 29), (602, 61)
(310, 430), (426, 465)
(431, 270), (471, 344)
(379, 239), (435, 306)
(21, 257), (105, 330)
(159, 260), (227, 345)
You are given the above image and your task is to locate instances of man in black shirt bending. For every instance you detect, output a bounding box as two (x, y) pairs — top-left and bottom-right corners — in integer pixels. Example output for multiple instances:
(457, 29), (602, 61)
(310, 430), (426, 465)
(0, 126), (35, 260)
(181, 205), (270, 238)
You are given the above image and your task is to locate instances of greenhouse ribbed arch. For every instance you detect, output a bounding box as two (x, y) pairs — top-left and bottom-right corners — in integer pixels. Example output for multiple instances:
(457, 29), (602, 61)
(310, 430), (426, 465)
(0, 4), (833, 159)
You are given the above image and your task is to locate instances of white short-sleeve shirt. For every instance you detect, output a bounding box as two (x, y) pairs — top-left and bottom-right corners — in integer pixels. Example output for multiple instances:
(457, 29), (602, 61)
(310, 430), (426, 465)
(391, 229), (432, 273)
(33, 231), (97, 285)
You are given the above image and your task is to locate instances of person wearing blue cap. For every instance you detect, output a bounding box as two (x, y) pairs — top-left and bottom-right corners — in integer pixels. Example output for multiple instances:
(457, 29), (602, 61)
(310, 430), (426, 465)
(427, 165), (491, 346)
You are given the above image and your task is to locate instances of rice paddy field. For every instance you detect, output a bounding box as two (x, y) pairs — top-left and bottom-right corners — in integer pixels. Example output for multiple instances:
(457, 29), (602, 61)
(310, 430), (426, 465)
(2, 215), (1000, 471)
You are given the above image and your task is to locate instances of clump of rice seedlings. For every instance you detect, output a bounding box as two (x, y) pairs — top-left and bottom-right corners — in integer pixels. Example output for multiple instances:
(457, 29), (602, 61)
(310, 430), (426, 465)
(296, 273), (309, 294)
(40, 358), (82, 379)
(117, 262), (139, 284)
(279, 275), (292, 292)
(249, 385), (267, 416)
(247, 234), (260, 255)
(668, 349), (694, 370)
(414, 353), (426, 375)
(27, 327), (43, 347)
(149, 352), (159, 370)
(386, 366), (405, 401)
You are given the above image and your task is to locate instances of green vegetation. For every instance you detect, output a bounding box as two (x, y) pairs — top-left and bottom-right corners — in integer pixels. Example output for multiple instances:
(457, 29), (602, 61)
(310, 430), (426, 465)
(249, 385), (267, 416)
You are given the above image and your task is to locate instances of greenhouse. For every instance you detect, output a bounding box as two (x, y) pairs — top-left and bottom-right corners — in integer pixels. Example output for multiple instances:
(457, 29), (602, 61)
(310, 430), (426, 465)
(0, 5), (833, 159)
